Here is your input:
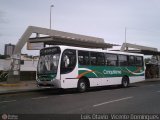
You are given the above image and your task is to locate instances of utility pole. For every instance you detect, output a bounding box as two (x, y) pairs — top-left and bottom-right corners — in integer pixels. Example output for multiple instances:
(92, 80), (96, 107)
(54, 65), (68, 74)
(50, 4), (54, 29)
(125, 27), (128, 51)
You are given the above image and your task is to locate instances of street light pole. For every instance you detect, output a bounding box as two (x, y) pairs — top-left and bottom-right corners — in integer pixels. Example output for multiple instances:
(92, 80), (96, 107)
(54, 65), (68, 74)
(50, 4), (54, 29)
(125, 27), (128, 51)
(125, 27), (127, 51)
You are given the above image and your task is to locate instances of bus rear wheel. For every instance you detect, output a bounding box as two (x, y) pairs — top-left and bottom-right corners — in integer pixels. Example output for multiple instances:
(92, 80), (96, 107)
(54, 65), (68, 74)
(121, 76), (129, 88)
(77, 79), (87, 92)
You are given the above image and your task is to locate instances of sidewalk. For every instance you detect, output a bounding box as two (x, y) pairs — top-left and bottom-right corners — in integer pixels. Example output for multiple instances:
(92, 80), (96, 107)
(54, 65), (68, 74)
(142, 78), (160, 82)
(0, 80), (42, 95)
(0, 78), (160, 95)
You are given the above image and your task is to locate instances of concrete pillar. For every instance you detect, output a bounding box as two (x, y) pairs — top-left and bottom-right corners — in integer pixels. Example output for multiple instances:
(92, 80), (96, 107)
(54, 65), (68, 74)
(7, 54), (21, 83)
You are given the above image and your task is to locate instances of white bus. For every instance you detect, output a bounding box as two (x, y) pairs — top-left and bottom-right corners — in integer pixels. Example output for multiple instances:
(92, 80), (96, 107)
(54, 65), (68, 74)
(37, 45), (145, 92)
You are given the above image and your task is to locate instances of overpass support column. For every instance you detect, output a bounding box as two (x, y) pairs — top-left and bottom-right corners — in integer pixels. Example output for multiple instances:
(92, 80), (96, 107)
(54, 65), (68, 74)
(7, 54), (21, 83)
(7, 26), (33, 83)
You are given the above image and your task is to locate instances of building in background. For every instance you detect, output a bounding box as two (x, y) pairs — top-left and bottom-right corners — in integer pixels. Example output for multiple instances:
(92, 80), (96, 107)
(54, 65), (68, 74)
(4, 43), (15, 56)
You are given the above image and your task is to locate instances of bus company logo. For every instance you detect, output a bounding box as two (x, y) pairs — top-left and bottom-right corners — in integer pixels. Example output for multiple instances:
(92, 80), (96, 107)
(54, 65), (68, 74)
(103, 70), (122, 75)
(2, 114), (8, 120)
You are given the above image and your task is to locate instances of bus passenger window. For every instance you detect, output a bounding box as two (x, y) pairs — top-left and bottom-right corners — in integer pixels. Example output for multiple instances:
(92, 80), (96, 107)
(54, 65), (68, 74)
(97, 53), (105, 66)
(78, 51), (89, 65)
(135, 56), (143, 66)
(105, 54), (118, 66)
(90, 52), (105, 66)
(61, 49), (76, 74)
(90, 52), (97, 65)
(129, 56), (135, 66)
(63, 55), (70, 68)
(118, 55), (128, 66)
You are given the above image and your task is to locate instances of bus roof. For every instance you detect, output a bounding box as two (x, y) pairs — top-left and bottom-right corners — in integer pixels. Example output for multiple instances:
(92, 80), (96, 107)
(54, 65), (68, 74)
(43, 45), (144, 56)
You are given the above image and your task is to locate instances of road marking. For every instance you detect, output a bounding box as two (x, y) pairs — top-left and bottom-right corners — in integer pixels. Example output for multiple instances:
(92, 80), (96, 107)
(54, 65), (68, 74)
(140, 84), (154, 88)
(59, 95), (65, 97)
(93, 96), (133, 107)
(147, 85), (155, 87)
(141, 84), (156, 87)
(0, 100), (17, 104)
(31, 96), (48, 100)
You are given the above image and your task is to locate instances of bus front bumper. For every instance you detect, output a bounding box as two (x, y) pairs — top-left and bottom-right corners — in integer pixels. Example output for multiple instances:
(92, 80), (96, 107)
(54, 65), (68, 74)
(37, 79), (60, 88)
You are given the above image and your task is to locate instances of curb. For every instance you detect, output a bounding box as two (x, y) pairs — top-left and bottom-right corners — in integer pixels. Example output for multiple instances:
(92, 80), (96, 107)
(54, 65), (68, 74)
(0, 79), (159, 95)
(0, 83), (20, 87)
(143, 79), (160, 83)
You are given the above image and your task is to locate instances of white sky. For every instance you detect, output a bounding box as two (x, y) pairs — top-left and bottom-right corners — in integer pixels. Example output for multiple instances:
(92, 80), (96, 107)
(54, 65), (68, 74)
(0, 0), (160, 55)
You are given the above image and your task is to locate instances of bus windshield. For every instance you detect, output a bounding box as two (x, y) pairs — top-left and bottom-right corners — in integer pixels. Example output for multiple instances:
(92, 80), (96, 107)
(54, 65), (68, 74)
(37, 47), (60, 75)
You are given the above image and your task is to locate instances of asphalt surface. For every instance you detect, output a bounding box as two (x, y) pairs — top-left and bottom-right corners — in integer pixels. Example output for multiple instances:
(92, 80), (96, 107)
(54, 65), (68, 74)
(0, 81), (160, 114)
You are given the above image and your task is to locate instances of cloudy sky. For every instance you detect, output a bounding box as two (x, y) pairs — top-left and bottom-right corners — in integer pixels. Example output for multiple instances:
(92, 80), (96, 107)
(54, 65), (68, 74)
(0, 0), (160, 55)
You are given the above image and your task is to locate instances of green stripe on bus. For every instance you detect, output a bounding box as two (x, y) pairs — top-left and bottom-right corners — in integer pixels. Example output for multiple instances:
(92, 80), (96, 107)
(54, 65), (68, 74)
(78, 65), (144, 78)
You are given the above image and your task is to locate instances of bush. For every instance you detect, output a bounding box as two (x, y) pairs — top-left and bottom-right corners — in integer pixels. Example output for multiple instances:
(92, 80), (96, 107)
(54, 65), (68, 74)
(0, 71), (8, 82)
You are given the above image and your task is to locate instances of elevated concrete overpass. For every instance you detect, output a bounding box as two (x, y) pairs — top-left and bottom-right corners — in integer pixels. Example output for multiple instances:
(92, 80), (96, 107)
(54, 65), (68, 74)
(7, 26), (117, 83)
(120, 42), (160, 57)
(7, 26), (160, 83)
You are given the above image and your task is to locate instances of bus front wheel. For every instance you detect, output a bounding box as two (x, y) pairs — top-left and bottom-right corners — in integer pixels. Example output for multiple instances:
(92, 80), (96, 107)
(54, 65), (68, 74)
(121, 76), (129, 88)
(77, 79), (87, 92)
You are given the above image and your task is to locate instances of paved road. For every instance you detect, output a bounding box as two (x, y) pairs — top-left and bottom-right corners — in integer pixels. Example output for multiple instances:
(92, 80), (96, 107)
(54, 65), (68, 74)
(0, 81), (160, 114)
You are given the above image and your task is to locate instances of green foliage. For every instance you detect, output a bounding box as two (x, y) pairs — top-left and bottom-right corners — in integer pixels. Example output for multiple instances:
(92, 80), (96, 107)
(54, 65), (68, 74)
(0, 71), (8, 82)
(145, 58), (151, 64)
(0, 54), (10, 59)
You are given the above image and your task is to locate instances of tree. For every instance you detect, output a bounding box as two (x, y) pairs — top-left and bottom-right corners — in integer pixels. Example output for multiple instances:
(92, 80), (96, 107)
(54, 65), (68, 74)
(0, 54), (10, 59)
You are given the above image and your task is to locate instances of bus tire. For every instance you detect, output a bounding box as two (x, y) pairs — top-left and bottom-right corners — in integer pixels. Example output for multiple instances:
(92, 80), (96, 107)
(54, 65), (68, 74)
(121, 76), (129, 88)
(77, 79), (87, 93)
